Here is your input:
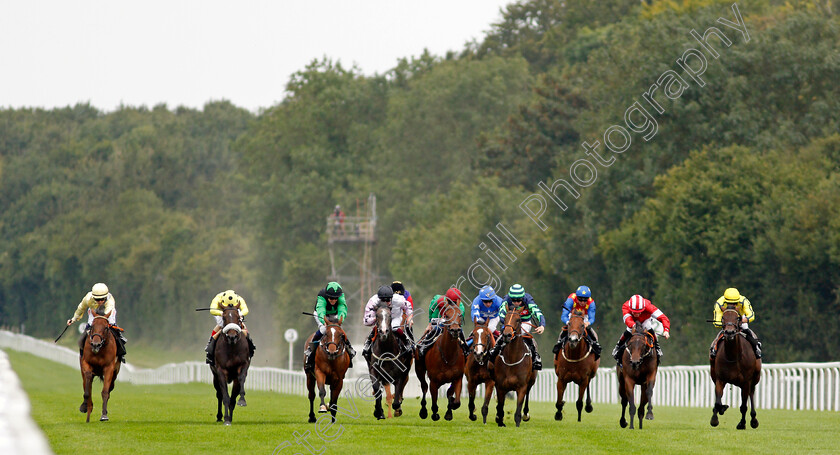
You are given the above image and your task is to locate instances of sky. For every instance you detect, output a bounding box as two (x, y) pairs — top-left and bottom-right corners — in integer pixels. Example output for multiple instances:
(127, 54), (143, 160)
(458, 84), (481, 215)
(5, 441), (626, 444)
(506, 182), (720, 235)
(0, 0), (512, 113)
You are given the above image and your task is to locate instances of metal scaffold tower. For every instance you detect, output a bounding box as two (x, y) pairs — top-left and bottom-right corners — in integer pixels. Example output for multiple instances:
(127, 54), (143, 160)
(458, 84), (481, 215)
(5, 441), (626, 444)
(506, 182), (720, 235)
(326, 193), (382, 341)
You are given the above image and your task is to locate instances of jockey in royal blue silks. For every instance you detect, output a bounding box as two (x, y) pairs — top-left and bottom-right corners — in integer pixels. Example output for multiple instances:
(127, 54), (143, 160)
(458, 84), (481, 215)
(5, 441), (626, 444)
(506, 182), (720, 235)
(467, 285), (504, 346)
(552, 285), (602, 359)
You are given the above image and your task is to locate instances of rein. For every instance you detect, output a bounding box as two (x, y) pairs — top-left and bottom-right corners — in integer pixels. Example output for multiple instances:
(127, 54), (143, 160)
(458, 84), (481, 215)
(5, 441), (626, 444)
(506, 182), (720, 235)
(625, 330), (654, 359)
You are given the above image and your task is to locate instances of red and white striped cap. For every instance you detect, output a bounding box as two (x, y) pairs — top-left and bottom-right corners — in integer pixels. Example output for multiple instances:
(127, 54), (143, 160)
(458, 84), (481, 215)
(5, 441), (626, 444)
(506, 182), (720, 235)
(629, 295), (646, 312)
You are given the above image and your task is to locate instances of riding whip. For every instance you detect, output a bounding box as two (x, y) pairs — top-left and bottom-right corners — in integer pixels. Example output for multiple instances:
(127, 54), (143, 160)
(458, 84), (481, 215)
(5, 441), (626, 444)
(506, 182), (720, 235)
(195, 308), (213, 311)
(54, 325), (70, 343)
(302, 312), (315, 316)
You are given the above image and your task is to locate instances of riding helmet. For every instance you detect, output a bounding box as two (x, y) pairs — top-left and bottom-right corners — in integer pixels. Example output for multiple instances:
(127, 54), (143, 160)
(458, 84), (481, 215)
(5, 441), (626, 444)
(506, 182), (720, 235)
(377, 285), (394, 301)
(325, 282), (343, 299)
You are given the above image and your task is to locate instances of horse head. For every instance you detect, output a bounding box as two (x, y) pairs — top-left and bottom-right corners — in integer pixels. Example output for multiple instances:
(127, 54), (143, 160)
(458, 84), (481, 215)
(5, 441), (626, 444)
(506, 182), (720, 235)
(321, 316), (346, 358)
(502, 306), (523, 343)
(440, 298), (462, 339)
(88, 306), (111, 354)
(628, 323), (653, 370)
(220, 304), (243, 345)
(567, 309), (586, 349)
(721, 304), (741, 340)
(375, 302), (392, 341)
(470, 319), (492, 364)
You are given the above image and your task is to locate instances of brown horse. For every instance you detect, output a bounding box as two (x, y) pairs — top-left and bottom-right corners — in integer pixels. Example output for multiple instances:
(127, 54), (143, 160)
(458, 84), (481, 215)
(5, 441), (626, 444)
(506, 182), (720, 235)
(78, 307), (121, 422)
(465, 321), (495, 423)
(617, 322), (658, 429)
(211, 303), (251, 425)
(305, 317), (351, 423)
(492, 307), (536, 427)
(369, 303), (413, 420)
(710, 304), (761, 429)
(416, 298), (466, 421)
(554, 308), (600, 422)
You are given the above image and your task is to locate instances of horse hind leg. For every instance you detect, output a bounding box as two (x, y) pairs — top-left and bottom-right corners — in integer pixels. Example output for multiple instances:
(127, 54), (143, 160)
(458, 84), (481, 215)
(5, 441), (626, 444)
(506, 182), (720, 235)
(522, 388), (531, 422)
(100, 367), (115, 422)
(467, 379), (478, 421)
(513, 386), (527, 428)
(576, 382), (586, 422)
(445, 378), (463, 421)
(585, 382), (594, 413)
(307, 372), (317, 423)
(710, 379), (726, 427)
(384, 384), (394, 419)
(429, 380), (441, 421)
(481, 380), (494, 424)
(417, 363), (429, 419)
(495, 385), (506, 427)
(555, 379), (567, 421)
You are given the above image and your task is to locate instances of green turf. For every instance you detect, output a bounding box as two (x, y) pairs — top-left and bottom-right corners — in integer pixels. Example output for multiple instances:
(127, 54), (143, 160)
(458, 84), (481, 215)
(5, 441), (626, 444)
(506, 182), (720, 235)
(6, 348), (840, 454)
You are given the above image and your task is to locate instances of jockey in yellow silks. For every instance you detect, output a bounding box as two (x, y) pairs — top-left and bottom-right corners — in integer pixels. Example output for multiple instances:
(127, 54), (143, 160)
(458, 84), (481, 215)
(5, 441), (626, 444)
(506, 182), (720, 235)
(204, 289), (256, 365)
(710, 287), (762, 359)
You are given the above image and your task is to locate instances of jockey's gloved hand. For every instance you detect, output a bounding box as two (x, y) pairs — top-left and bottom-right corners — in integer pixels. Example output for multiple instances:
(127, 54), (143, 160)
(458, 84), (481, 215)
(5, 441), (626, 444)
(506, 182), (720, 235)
(66, 319), (74, 326)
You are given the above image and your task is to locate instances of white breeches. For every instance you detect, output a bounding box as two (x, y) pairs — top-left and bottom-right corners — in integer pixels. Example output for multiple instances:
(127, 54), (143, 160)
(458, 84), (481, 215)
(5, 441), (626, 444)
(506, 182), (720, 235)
(88, 309), (116, 326)
(487, 316), (500, 332)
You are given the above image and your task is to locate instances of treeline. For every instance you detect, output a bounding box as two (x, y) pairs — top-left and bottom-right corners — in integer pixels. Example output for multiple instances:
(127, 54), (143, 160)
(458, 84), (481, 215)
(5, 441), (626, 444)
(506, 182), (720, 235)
(1, 0), (838, 366)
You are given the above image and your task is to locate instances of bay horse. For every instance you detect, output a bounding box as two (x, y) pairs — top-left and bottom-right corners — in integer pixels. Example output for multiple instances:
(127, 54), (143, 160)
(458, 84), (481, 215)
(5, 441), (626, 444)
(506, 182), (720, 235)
(79, 306), (121, 422)
(617, 322), (658, 429)
(305, 316), (350, 423)
(554, 308), (600, 422)
(368, 303), (413, 420)
(211, 303), (251, 425)
(416, 298), (466, 421)
(710, 303), (761, 429)
(492, 306), (536, 427)
(465, 320), (495, 423)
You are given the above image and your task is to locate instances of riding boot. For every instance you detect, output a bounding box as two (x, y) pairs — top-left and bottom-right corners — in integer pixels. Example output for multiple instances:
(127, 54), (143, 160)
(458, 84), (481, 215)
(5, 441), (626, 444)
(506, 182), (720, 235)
(487, 338), (504, 363)
(304, 341), (319, 372)
(405, 326), (416, 344)
(113, 329), (127, 363)
(458, 330), (470, 357)
(586, 326), (601, 359)
(525, 337), (542, 370)
(362, 330), (374, 363)
(205, 336), (217, 366)
(612, 331), (630, 365)
(654, 337), (663, 365)
(710, 331), (723, 359)
(345, 340), (356, 368)
(465, 334), (474, 347)
(552, 328), (568, 355)
(744, 329), (762, 359)
(247, 335), (256, 359)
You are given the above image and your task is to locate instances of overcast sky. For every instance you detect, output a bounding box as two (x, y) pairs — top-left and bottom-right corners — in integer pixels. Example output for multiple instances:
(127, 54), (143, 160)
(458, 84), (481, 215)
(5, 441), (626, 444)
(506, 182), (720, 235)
(0, 1), (512, 113)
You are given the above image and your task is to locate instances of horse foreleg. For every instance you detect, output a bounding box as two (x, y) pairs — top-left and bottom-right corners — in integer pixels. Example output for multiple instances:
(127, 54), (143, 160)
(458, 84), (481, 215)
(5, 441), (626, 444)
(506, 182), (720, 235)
(384, 384), (394, 419)
(625, 377), (636, 429)
(306, 372), (317, 423)
(237, 366), (248, 407)
(429, 380), (441, 421)
(229, 378), (241, 424)
(737, 383), (749, 430)
(481, 379), (494, 424)
(416, 360), (429, 419)
(100, 364), (115, 422)
(315, 369), (328, 414)
(495, 384), (506, 427)
(444, 377), (462, 421)
(585, 380), (593, 413)
(749, 383), (759, 429)
(213, 372), (224, 422)
(576, 379), (588, 422)
(329, 380), (343, 421)
(513, 385), (527, 428)
(617, 374), (628, 428)
(81, 368), (94, 423)
(216, 368), (233, 425)
(372, 380), (384, 420)
(522, 385), (532, 422)
(710, 379), (726, 427)
(638, 384), (649, 429)
(467, 378), (478, 421)
(555, 378), (567, 421)
(393, 373), (409, 417)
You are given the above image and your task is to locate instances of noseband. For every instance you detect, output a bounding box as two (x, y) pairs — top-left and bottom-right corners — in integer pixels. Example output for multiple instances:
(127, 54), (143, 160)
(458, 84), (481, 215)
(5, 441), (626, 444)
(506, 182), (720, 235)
(88, 315), (110, 352)
(320, 323), (346, 358)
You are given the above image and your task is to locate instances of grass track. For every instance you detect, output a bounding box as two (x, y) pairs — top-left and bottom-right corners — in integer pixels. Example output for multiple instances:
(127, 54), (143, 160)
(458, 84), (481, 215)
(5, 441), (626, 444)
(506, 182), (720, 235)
(7, 349), (840, 454)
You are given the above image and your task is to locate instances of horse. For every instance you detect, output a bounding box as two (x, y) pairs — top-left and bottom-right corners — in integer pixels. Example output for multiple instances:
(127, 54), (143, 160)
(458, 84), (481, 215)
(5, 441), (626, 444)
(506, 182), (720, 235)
(617, 322), (658, 429)
(368, 302), (413, 420)
(416, 298), (466, 421)
(492, 306), (536, 427)
(554, 308), (600, 422)
(710, 303), (762, 429)
(465, 320), (495, 423)
(210, 303), (251, 425)
(305, 316), (351, 423)
(78, 306), (121, 422)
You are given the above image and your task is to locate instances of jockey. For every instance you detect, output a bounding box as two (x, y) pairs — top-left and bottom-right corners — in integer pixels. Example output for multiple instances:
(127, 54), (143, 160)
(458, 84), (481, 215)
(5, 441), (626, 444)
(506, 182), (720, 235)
(66, 282), (127, 363)
(391, 281), (415, 342)
(612, 294), (671, 366)
(469, 285), (504, 342)
(304, 282), (356, 372)
(552, 285), (602, 359)
(488, 284), (545, 370)
(204, 289), (256, 366)
(416, 288), (469, 358)
(361, 285), (413, 362)
(710, 287), (762, 359)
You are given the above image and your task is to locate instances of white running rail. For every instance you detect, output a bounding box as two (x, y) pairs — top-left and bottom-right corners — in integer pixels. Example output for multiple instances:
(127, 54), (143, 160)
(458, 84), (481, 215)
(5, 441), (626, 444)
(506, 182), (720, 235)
(2, 331), (838, 410)
(0, 350), (54, 455)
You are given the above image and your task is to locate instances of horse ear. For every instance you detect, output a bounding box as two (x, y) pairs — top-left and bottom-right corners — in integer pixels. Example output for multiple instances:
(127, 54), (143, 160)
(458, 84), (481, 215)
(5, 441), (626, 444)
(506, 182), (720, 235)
(104, 310), (113, 319)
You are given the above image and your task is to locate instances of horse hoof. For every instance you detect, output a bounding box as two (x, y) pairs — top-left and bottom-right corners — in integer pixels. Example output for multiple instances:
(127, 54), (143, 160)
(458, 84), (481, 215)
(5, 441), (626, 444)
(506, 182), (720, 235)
(394, 408), (402, 418)
(720, 405), (729, 414)
(444, 411), (453, 421)
(100, 415), (109, 422)
(710, 416), (719, 427)
(308, 415), (317, 423)
(319, 405), (328, 413)
(585, 404), (593, 413)
(737, 422), (746, 430)
(469, 414), (477, 421)
(376, 415), (386, 420)
(645, 413), (654, 420)
(432, 413), (440, 421)
(224, 421), (232, 426)
(523, 414), (530, 422)
(554, 411), (562, 421)
(238, 398), (247, 407)
(419, 409), (428, 419)
(620, 419), (627, 428)
(751, 419), (759, 429)
(79, 403), (87, 413)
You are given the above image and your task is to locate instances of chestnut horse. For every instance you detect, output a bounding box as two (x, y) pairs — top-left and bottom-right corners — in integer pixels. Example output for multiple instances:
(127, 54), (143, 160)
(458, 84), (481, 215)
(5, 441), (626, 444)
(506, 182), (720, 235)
(416, 298), (466, 421)
(554, 309), (600, 422)
(211, 304), (251, 425)
(305, 317), (350, 423)
(369, 303), (413, 420)
(465, 320), (495, 423)
(710, 303), (761, 429)
(492, 307), (536, 427)
(79, 306), (121, 422)
(617, 322), (658, 429)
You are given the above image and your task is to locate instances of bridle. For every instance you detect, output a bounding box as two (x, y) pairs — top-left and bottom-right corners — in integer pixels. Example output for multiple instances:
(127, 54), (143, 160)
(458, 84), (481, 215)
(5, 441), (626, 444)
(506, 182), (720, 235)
(88, 315), (110, 353)
(626, 327), (655, 362)
(561, 311), (592, 363)
(721, 307), (741, 339)
(221, 306), (243, 343)
(319, 322), (347, 358)
(470, 326), (490, 365)
(499, 307), (533, 366)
